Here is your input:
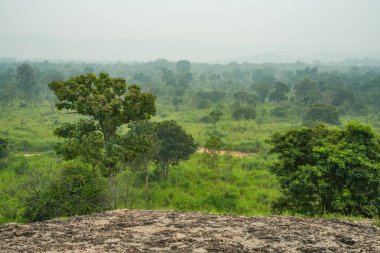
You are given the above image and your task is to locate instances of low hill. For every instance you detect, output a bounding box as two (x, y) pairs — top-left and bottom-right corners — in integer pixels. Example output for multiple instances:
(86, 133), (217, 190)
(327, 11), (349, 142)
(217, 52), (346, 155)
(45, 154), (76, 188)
(1, 209), (379, 252)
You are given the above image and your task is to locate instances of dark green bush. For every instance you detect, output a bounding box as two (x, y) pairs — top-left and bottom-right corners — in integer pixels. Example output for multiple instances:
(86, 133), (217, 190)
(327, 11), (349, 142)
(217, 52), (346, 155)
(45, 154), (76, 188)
(24, 161), (110, 222)
(268, 123), (380, 217)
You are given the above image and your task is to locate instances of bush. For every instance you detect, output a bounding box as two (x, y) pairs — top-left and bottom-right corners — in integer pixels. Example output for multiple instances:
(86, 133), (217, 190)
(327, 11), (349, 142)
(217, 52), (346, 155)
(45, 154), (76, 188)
(24, 162), (110, 222)
(304, 104), (340, 125)
(268, 123), (380, 217)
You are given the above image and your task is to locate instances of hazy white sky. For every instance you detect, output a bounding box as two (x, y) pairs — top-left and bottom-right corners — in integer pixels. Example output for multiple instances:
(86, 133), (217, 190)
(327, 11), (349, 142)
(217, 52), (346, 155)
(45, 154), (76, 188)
(0, 0), (380, 61)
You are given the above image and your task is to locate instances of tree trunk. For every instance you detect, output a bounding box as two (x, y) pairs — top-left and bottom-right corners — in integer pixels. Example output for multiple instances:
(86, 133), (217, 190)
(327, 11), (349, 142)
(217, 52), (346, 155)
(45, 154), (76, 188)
(108, 172), (117, 210)
(145, 161), (150, 192)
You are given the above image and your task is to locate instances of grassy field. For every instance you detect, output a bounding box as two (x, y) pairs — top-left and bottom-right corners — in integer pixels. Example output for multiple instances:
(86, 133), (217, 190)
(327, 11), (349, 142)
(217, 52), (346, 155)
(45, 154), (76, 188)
(1, 101), (380, 223)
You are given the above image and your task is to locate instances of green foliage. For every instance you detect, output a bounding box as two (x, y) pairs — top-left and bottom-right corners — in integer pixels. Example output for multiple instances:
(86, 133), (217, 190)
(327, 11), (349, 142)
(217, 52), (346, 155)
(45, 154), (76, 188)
(202, 192), (238, 212)
(203, 135), (223, 172)
(161, 67), (176, 86)
(24, 162), (109, 222)
(204, 135), (223, 151)
(49, 73), (156, 141)
(232, 105), (256, 124)
(0, 138), (8, 159)
(176, 60), (191, 73)
(268, 123), (380, 217)
(304, 104), (340, 125)
(16, 63), (36, 101)
(209, 109), (223, 130)
(233, 91), (257, 105)
(294, 78), (321, 105)
(194, 90), (225, 109)
(268, 82), (289, 102)
(54, 119), (104, 166)
(3, 59), (380, 223)
(271, 106), (288, 118)
(49, 73), (156, 175)
(254, 81), (272, 103)
(154, 120), (197, 180)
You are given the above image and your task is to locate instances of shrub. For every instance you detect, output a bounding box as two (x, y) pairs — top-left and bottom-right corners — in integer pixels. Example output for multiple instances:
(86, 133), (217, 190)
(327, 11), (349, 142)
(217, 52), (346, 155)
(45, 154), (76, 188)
(304, 104), (340, 125)
(24, 162), (110, 222)
(268, 123), (380, 217)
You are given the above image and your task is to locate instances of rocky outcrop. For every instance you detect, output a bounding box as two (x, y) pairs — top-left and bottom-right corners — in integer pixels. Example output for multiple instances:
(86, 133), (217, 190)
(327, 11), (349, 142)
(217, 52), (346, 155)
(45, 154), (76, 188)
(1, 209), (379, 252)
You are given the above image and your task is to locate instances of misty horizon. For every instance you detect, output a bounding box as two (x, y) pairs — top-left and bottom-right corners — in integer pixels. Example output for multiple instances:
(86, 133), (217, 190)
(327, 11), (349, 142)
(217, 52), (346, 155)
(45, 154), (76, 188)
(1, 0), (380, 63)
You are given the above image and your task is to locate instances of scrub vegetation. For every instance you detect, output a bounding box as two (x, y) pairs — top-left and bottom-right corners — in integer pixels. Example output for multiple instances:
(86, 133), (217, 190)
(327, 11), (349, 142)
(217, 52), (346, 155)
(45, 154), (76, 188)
(1, 59), (380, 223)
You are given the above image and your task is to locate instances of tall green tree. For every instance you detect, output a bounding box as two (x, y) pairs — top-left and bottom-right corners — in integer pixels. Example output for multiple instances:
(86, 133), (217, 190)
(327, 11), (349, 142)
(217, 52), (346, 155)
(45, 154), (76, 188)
(49, 73), (156, 176)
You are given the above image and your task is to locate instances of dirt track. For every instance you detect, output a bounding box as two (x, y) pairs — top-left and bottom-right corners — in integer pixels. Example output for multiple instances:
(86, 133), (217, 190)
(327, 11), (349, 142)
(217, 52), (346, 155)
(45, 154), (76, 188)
(197, 147), (254, 157)
(1, 209), (379, 252)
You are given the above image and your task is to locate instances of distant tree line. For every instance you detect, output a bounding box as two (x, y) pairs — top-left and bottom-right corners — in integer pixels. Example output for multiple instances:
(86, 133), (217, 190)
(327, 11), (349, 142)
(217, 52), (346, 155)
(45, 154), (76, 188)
(1, 60), (380, 124)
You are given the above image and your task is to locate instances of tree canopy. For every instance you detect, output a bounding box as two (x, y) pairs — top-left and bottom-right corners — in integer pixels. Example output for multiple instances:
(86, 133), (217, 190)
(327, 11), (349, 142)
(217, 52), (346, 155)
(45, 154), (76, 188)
(49, 73), (156, 175)
(154, 120), (197, 180)
(304, 104), (340, 125)
(268, 123), (380, 217)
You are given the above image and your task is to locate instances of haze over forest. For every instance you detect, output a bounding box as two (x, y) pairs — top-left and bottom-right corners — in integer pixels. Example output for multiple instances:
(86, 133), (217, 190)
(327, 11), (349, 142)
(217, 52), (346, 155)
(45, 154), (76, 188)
(1, 0), (380, 63)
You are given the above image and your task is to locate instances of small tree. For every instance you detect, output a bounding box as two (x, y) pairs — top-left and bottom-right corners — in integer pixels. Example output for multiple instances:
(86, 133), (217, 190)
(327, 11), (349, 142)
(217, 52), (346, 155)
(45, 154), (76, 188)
(232, 105), (256, 127)
(203, 135), (223, 177)
(209, 109), (223, 130)
(304, 104), (340, 125)
(154, 120), (197, 180)
(241, 105), (256, 125)
(232, 106), (244, 127)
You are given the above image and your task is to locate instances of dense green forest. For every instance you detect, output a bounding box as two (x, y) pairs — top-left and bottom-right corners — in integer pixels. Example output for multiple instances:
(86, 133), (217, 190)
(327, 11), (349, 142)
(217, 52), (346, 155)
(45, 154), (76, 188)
(1, 59), (380, 223)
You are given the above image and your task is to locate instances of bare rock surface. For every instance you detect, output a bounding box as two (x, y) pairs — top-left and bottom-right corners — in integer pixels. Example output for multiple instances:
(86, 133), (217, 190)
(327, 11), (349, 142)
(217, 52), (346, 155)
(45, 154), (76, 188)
(1, 209), (379, 252)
